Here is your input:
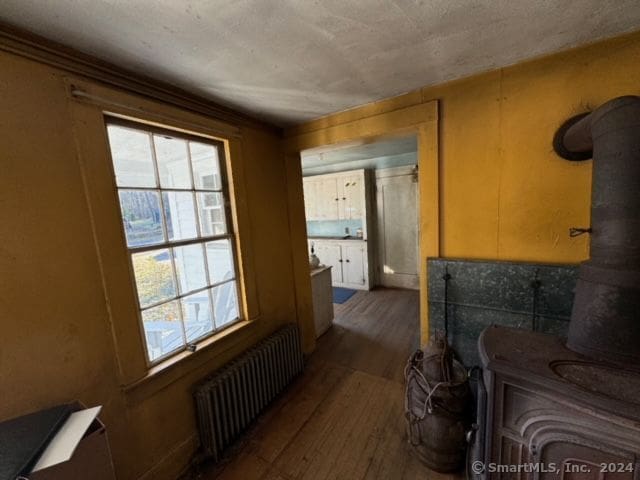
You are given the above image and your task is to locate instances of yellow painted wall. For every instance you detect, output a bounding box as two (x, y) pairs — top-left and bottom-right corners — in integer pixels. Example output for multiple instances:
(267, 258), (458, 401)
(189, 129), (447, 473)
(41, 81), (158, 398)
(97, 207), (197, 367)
(0, 50), (298, 479)
(285, 30), (640, 344)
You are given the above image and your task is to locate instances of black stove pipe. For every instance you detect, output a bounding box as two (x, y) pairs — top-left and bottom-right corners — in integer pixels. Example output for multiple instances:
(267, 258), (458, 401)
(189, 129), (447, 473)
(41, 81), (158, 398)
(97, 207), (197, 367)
(553, 96), (640, 365)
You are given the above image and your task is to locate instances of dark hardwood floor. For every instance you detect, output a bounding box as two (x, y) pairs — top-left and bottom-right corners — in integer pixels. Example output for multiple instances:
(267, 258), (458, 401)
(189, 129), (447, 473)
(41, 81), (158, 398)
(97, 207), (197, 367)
(194, 288), (459, 480)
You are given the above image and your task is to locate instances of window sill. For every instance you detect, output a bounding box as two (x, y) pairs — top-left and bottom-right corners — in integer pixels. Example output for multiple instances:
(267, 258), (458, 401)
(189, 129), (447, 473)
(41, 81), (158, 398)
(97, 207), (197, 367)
(122, 318), (257, 404)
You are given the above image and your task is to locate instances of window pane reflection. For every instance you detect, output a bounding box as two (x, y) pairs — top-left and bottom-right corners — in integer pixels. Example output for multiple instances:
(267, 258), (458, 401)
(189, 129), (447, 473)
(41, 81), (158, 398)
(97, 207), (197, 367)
(119, 190), (165, 247)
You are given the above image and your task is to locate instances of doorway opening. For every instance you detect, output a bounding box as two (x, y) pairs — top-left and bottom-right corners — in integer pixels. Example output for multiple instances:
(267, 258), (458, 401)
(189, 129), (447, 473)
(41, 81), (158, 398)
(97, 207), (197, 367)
(300, 133), (419, 300)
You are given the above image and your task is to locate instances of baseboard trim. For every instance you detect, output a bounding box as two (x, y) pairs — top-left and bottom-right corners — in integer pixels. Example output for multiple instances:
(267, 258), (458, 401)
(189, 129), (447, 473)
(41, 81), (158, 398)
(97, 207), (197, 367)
(137, 434), (199, 480)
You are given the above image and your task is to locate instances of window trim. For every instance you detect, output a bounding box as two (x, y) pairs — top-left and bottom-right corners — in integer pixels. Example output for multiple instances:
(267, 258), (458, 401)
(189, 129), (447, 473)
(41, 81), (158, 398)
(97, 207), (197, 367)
(67, 77), (261, 392)
(105, 117), (244, 366)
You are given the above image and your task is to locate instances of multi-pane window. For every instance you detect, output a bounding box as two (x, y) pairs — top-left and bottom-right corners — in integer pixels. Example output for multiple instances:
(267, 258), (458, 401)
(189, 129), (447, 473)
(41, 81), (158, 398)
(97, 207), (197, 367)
(105, 119), (240, 364)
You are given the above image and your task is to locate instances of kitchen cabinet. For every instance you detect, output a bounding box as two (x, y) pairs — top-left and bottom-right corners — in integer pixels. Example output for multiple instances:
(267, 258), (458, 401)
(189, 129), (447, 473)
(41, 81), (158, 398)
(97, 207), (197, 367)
(314, 242), (343, 284)
(303, 176), (339, 220)
(302, 180), (318, 220)
(341, 243), (366, 286)
(319, 177), (340, 219)
(309, 239), (369, 290)
(303, 170), (366, 221)
(338, 173), (364, 220)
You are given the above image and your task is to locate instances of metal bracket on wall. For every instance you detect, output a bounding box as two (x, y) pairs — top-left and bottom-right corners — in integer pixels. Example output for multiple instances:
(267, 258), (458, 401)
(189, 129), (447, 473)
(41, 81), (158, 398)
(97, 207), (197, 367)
(569, 227), (592, 237)
(530, 269), (541, 332)
(443, 266), (452, 341)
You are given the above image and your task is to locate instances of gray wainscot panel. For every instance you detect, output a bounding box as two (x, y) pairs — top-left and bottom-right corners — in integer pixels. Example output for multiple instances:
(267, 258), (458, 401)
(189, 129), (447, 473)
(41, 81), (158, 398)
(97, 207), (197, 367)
(427, 258), (578, 367)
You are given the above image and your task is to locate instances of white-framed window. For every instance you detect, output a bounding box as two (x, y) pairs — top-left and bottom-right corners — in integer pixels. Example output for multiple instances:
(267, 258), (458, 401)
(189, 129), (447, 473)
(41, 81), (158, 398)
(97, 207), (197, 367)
(105, 118), (241, 364)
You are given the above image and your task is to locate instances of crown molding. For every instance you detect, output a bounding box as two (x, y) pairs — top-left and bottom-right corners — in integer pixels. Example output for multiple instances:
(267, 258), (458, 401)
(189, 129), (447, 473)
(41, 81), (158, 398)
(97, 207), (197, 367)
(0, 21), (281, 135)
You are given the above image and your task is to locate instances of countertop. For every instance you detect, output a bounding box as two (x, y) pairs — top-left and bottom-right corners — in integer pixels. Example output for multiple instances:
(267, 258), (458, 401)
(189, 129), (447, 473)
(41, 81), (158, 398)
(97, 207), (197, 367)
(310, 265), (332, 276)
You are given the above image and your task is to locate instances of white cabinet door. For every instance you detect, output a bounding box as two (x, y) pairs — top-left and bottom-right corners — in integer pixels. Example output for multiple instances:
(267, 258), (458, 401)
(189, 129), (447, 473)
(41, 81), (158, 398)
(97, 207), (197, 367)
(304, 177), (339, 220)
(318, 177), (340, 220)
(304, 171), (365, 221)
(315, 242), (343, 283)
(342, 243), (365, 286)
(339, 174), (364, 220)
(310, 239), (369, 290)
(303, 178), (319, 220)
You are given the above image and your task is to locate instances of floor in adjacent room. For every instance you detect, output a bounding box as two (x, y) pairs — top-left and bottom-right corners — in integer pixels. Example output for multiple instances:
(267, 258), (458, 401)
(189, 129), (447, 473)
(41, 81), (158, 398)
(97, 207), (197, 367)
(196, 288), (460, 480)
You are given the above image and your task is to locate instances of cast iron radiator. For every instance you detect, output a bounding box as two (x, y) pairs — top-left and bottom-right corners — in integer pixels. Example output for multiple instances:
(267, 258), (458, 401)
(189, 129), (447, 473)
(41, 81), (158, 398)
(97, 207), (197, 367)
(194, 324), (304, 461)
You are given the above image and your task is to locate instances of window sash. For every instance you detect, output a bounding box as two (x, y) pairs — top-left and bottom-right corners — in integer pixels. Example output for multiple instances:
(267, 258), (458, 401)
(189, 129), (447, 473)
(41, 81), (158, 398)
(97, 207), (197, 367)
(139, 277), (236, 312)
(105, 117), (242, 365)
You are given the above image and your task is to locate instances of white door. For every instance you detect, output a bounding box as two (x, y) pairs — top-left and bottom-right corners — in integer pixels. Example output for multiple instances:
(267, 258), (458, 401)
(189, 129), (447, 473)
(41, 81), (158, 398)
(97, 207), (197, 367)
(342, 243), (365, 286)
(315, 242), (343, 284)
(376, 166), (419, 290)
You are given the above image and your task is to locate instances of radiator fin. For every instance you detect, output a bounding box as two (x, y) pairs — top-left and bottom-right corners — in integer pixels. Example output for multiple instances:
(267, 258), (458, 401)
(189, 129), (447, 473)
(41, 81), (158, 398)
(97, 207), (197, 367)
(194, 324), (304, 461)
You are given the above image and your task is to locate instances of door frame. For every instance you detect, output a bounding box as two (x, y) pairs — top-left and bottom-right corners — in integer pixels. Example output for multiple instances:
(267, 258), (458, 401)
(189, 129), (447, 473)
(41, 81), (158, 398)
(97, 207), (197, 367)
(284, 100), (439, 353)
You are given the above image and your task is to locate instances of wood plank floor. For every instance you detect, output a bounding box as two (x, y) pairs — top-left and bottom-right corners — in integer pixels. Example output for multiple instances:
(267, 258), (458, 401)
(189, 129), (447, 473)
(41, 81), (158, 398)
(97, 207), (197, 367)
(192, 288), (461, 480)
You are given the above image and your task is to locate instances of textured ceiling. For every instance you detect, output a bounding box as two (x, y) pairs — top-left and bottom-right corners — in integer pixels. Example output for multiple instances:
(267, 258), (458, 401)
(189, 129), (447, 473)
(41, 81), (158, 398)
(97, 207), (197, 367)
(2, 1), (640, 126)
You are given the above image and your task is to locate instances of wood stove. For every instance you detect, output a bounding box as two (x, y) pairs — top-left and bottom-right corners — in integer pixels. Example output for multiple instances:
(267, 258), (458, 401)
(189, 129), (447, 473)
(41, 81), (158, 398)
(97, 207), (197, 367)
(478, 96), (640, 479)
(479, 325), (640, 480)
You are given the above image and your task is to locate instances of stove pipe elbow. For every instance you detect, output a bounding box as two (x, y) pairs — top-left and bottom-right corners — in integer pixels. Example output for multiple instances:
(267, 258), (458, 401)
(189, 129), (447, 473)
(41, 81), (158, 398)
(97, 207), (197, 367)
(553, 96), (640, 365)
